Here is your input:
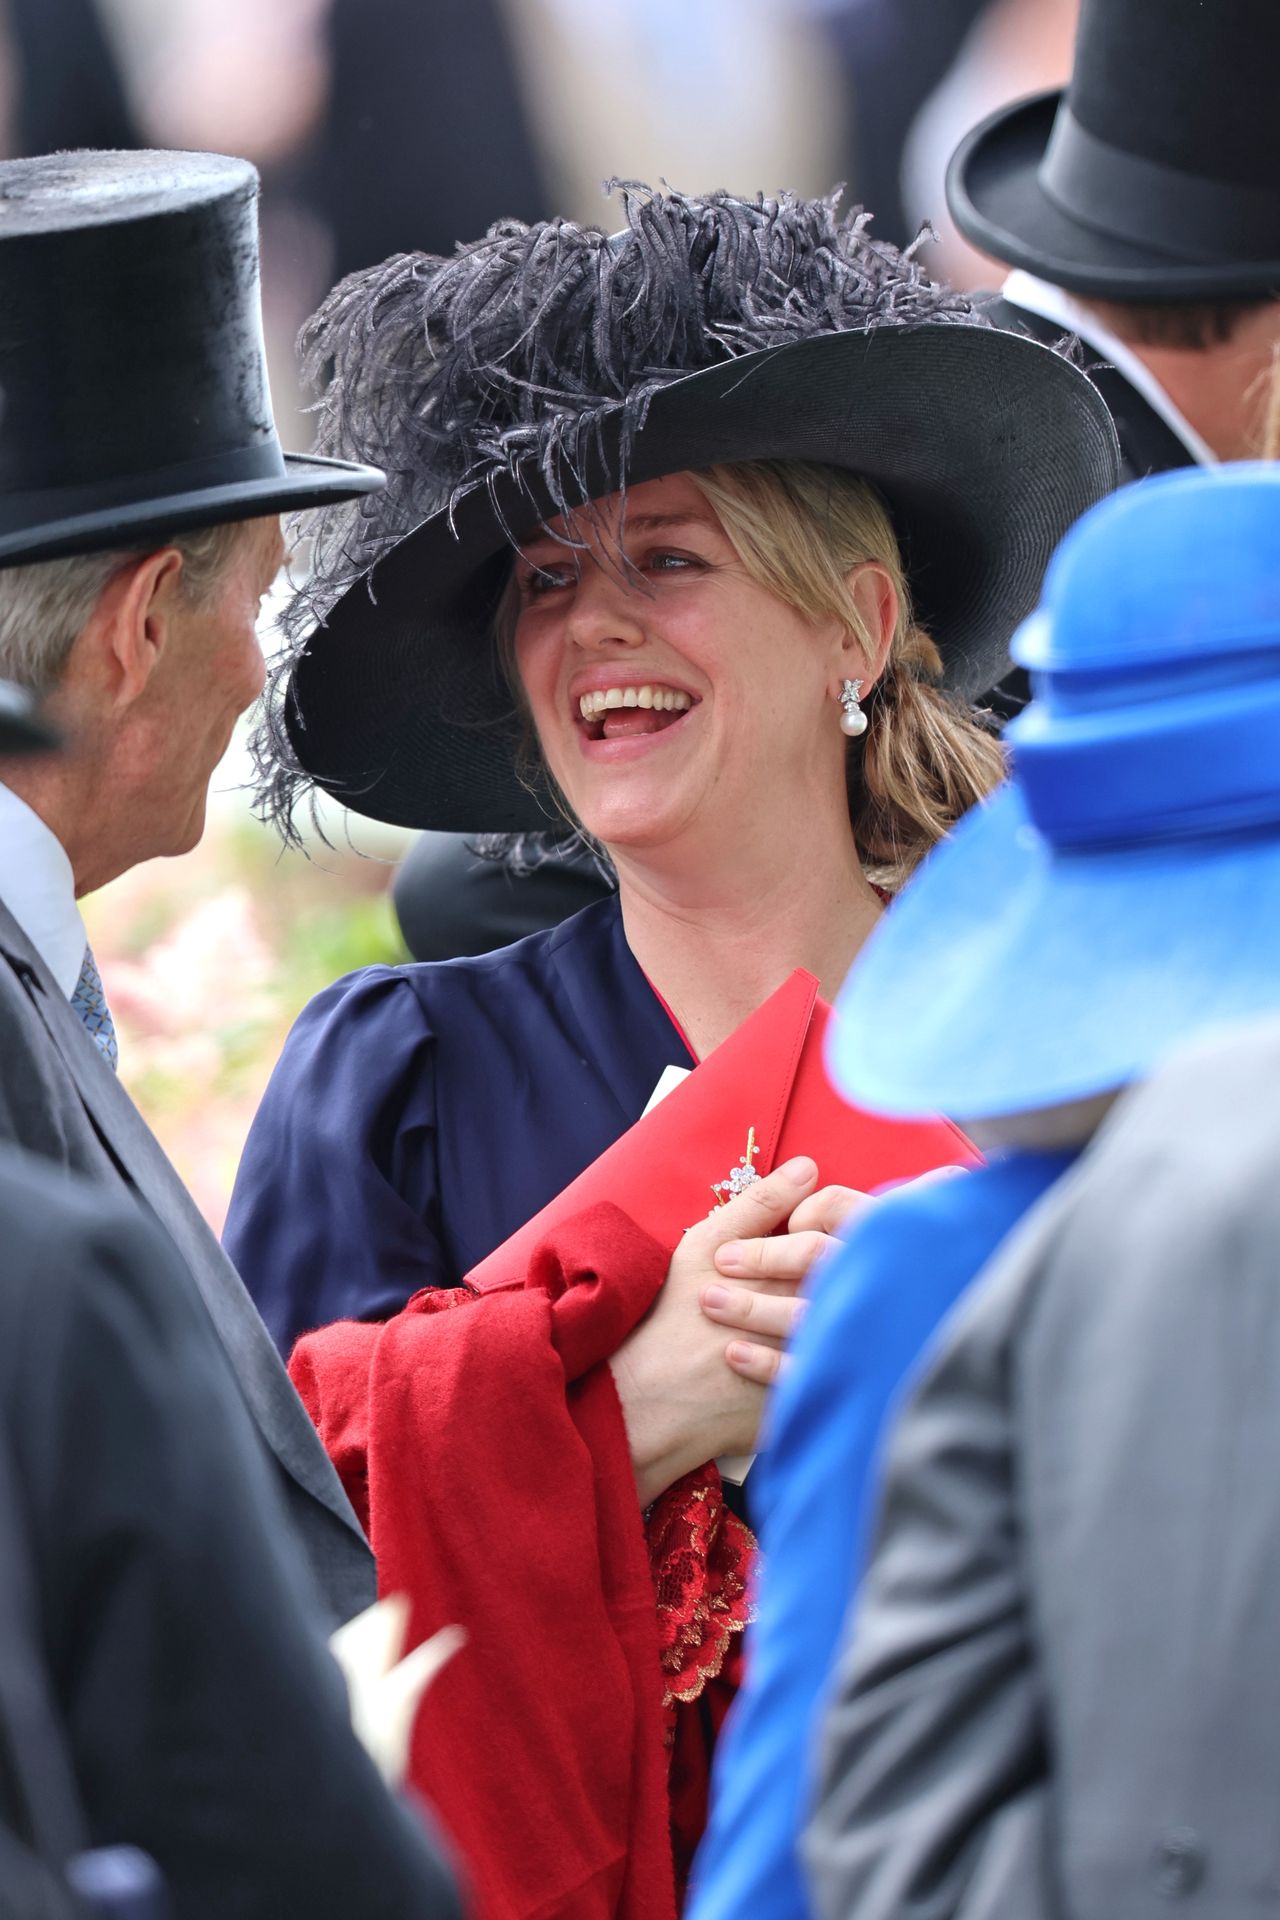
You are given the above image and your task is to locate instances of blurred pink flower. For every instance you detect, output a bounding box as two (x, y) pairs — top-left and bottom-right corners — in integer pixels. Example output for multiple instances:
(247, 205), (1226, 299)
(103, 888), (273, 1040)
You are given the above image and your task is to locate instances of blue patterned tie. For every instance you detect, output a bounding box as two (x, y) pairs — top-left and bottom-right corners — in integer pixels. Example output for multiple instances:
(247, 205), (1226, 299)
(70, 943), (118, 1072)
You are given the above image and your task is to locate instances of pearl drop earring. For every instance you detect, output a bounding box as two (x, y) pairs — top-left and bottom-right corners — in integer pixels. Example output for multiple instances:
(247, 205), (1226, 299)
(838, 678), (867, 737)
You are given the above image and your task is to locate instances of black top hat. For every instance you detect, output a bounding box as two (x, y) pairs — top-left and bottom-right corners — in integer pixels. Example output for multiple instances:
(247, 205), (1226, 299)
(255, 187), (1118, 837)
(947, 0), (1280, 300)
(0, 150), (384, 568)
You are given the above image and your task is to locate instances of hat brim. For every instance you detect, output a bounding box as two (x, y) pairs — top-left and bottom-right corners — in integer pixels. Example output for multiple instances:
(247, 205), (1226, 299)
(285, 325), (1118, 832)
(0, 452), (385, 568)
(827, 782), (1280, 1122)
(948, 92), (1280, 301)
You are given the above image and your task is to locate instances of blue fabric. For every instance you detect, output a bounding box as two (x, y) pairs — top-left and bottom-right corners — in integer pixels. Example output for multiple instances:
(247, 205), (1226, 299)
(829, 465), (1280, 1124)
(828, 781), (1280, 1122)
(688, 1148), (1075, 1920)
(224, 896), (693, 1356)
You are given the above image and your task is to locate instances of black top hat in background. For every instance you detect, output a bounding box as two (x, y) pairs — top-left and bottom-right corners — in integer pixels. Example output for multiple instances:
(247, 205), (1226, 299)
(0, 150), (384, 568)
(947, 0), (1280, 300)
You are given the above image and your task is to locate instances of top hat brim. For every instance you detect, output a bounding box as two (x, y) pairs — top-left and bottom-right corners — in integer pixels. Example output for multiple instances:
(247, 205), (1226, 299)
(284, 325), (1119, 834)
(0, 451), (385, 569)
(826, 781), (1280, 1122)
(948, 91), (1280, 301)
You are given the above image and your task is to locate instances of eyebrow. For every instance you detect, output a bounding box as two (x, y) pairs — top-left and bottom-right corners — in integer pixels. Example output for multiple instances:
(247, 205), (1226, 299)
(520, 510), (708, 555)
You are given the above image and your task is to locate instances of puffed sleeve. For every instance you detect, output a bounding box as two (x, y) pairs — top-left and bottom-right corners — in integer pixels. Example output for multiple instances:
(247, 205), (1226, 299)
(224, 968), (447, 1357)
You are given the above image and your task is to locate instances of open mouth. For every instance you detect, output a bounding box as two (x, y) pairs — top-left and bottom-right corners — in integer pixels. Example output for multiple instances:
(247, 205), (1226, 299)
(574, 683), (696, 743)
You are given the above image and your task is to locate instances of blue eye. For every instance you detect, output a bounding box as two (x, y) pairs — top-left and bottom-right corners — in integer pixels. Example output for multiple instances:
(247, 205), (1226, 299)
(520, 564), (573, 597)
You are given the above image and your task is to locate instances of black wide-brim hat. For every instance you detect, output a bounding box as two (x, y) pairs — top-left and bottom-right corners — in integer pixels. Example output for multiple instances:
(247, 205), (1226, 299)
(260, 188), (1118, 836)
(282, 328), (1117, 832)
(0, 150), (383, 567)
(947, 0), (1280, 300)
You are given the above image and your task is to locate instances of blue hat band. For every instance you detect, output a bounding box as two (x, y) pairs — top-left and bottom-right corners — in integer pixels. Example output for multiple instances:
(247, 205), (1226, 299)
(1015, 675), (1280, 851)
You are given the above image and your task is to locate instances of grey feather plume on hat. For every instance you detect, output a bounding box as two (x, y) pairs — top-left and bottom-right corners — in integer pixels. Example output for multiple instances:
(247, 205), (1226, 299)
(255, 183), (983, 838)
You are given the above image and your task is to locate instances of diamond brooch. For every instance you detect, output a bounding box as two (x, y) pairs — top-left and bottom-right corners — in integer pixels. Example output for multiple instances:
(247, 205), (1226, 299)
(711, 1127), (761, 1207)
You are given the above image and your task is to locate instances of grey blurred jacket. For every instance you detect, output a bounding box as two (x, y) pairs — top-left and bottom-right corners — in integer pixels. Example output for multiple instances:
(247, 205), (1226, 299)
(0, 895), (374, 1628)
(805, 1017), (1280, 1920)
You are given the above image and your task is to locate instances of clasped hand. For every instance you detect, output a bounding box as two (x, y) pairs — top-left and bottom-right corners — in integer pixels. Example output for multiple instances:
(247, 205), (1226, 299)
(609, 1158), (866, 1505)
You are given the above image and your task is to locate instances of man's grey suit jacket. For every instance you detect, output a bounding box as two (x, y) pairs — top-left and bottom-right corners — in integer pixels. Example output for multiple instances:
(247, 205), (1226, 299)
(805, 1018), (1280, 1920)
(0, 896), (374, 1627)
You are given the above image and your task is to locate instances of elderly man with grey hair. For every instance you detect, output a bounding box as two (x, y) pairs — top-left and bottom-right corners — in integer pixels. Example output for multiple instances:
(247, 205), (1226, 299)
(0, 146), (385, 1630)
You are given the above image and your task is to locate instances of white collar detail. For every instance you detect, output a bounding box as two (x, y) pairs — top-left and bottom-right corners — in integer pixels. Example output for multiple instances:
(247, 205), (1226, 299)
(0, 781), (89, 997)
(1001, 271), (1217, 469)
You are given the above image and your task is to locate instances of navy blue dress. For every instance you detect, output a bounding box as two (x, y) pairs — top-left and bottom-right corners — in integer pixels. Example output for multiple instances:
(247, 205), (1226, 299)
(224, 897), (695, 1359)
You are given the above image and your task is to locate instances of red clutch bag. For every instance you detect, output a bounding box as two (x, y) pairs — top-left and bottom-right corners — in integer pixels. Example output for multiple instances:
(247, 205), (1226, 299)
(465, 969), (977, 1297)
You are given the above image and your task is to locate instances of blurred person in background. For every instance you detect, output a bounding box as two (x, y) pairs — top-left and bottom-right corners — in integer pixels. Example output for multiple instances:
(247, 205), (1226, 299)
(816, 0), (994, 250)
(953, 0), (1280, 478)
(0, 149), (385, 1631)
(306, 0), (549, 279)
(503, 0), (841, 230)
(898, 0), (1079, 286)
(392, 827), (612, 963)
(4, 0), (139, 155)
(804, 464), (1280, 1920)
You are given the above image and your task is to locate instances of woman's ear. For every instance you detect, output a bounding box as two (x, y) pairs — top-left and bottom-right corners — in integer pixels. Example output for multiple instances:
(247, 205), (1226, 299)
(837, 561), (898, 692)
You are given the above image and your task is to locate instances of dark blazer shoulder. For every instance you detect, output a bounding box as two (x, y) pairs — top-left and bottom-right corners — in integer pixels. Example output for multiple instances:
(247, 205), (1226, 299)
(0, 1144), (461, 1920)
(984, 294), (1194, 484)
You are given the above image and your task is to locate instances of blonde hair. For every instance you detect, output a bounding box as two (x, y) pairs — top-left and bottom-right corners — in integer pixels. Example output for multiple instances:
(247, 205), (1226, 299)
(690, 461), (1003, 888)
(497, 459), (1005, 890)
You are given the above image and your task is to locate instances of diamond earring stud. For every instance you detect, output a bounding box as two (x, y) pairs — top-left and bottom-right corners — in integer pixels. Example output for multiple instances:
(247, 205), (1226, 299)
(838, 678), (868, 737)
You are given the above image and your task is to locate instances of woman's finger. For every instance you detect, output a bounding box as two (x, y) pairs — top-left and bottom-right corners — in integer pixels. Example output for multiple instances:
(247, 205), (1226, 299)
(786, 1183), (870, 1237)
(713, 1230), (833, 1283)
(700, 1282), (806, 1342)
(694, 1156), (819, 1249)
(724, 1339), (788, 1387)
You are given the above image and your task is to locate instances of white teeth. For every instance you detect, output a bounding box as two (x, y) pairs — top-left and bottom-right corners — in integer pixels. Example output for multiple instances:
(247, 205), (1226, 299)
(577, 684), (693, 720)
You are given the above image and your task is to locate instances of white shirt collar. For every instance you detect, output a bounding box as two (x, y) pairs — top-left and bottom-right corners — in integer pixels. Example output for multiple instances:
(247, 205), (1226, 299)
(1001, 270), (1217, 468)
(0, 781), (88, 996)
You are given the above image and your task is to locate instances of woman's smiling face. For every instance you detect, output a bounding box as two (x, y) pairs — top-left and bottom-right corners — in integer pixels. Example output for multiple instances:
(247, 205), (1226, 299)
(510, 472), (855, 860)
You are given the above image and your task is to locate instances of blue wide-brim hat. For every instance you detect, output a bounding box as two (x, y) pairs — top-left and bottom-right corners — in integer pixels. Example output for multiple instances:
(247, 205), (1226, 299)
(828, 463), (1280, 1121)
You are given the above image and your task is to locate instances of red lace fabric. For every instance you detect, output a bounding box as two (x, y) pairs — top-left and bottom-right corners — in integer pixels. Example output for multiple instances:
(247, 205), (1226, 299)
(646, 1464), (758, 1900)
(648, 1464), (756, 1718)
